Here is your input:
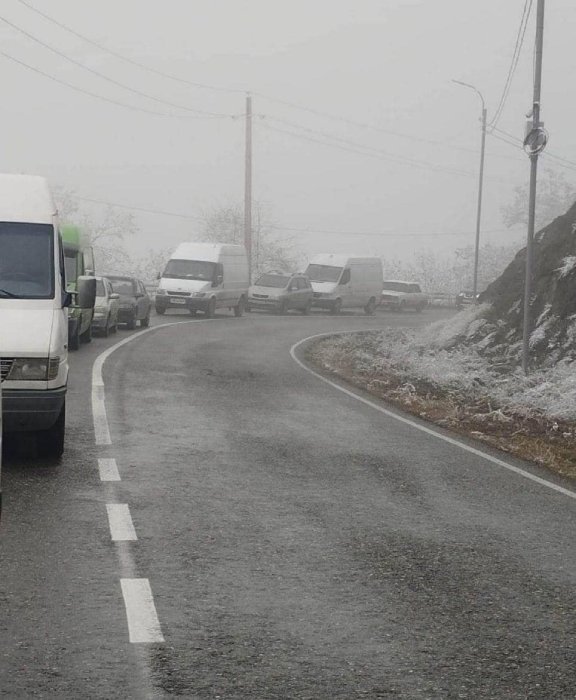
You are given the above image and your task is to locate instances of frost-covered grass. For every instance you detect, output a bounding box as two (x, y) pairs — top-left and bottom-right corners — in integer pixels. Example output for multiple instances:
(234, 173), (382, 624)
(318, 317), (576, 421)
(309, 310), (576, 476)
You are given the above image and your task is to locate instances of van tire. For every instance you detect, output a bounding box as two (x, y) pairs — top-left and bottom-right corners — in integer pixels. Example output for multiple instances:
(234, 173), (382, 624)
(234, 297), (245, 317)
(205, 298), (216, 318)
(80, 323), (92, 343)
(364, 297), (377, 315)
(37, 403), (65, 460)
(330, 299), (342, 315)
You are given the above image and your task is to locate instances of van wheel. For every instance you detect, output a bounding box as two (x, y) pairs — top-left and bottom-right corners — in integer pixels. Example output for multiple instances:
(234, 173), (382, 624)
(205, 298), (216, 318)
(234, 297), (245, 317)
(364, 297), (376, 315)
(37, 403), (65, 460)
(330, 299), (342, 315)
(80, 323), (92, 343)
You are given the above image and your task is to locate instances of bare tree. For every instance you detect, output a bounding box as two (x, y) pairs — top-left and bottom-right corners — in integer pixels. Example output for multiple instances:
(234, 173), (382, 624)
(502, 168), (576, 231)
(200, 203), (301, 276)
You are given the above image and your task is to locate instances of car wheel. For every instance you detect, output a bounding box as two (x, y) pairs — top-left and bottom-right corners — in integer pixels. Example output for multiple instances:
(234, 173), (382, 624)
(102, 317), (110, 337)
(234, 296), (245, 317)
(330, 298), (342, 315)
(364, 297), (376, 315)
(301, 300), (312, 315)
(155, 304), (166, 315)
(415, 303), (425, 313)
(37, 402), (65, 460)
(205, 298), (216, 318)
(140, 311), (150, 327)
(277, 300), (287, 315)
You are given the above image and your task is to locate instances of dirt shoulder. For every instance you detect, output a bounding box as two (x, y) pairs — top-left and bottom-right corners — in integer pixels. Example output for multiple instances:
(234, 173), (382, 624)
(307, 332), (576, 480)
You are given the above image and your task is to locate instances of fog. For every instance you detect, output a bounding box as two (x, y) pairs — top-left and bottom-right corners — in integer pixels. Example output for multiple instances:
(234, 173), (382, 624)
(1, 0), (575, 267)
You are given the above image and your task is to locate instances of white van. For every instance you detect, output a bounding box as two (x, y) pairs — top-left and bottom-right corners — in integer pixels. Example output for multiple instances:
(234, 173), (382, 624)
(0, 174), (95, 459)
(305, 254), (383, 314)
(155, 242), (249, 318)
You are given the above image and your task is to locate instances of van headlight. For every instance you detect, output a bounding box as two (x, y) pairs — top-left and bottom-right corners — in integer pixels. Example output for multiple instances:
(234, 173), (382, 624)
(7, 357), (60, 381)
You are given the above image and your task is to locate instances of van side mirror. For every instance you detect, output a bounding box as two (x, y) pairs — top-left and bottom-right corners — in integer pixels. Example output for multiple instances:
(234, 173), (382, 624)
(77, 275), (97, 309)
(340, 269), (351, 285)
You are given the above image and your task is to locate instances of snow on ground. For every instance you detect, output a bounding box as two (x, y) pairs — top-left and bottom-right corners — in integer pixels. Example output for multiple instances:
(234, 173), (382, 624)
(325, 310), (576, 421)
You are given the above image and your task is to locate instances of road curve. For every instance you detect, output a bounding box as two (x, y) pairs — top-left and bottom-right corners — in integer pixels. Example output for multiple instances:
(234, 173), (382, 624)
(1, 307), (575, 699)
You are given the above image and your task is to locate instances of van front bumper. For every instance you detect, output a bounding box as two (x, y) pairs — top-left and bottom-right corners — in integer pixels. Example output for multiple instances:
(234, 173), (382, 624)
(2, 387), (66, 432)
(156, 296), (208, 312)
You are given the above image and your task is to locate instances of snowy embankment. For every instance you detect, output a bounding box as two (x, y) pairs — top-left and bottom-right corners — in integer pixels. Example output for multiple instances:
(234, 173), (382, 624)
(308, 306), (576, 479)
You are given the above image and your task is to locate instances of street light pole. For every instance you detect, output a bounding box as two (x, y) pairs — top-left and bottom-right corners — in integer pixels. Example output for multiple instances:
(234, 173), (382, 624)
(452, 80), (487, 300)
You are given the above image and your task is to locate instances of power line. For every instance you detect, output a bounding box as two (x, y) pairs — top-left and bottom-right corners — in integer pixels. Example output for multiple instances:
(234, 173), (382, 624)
(490, 127), (576, 172)
(15, 0), (245, 95)
(0, 48), (215, 118)
(258, 121), (480, 179)
(71, 193), (512, 239)
(0, 12), (232, 117)
(489, 0), (533, 131)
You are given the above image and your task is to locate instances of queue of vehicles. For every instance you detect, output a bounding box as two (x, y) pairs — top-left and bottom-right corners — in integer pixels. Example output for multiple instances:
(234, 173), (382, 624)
(0, 173), (445, 465)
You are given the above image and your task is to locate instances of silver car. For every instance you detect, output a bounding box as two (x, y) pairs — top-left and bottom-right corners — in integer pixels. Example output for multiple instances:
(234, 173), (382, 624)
(91, 276), (120, 337)
(247, 272), (313, 315)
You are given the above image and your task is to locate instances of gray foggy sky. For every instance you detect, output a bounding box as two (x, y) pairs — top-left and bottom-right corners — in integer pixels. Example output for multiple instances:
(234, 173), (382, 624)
(1, 0), (575, 266)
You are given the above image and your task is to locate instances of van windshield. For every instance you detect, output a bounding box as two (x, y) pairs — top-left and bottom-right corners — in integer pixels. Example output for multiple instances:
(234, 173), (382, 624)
(163, 259), (216, 281)
(305, 264), (342, 283)
(0, 222), (54, 299)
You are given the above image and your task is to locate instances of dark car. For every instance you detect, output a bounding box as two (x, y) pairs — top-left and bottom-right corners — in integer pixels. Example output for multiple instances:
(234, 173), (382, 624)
(106, 275), (152, 329)
(455, 290), (479, 309)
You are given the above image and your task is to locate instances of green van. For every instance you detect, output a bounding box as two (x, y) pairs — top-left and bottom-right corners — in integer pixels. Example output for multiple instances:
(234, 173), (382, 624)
(61, 225), (95, 350)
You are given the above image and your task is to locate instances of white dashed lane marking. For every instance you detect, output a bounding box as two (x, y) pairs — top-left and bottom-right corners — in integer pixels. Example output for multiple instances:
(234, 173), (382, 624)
(98, 457), (121, 481)
(106, 504), (138, 541)
(120, 579), (165, 643)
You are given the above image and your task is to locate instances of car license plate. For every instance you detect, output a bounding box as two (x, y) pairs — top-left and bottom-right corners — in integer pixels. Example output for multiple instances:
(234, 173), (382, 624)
(170, 297), (186, 304)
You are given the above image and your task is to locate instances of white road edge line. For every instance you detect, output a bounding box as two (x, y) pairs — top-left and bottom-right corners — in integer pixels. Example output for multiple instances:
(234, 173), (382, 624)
(106, 504), (138, 541)
(98, 457), (121, 481)
(120, 578), (164, 643)
(290, 332), (576, 502)
(91, 319), (222, 446)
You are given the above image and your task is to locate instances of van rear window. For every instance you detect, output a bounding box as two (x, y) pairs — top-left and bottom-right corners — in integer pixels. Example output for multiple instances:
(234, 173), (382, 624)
(0, 222), (54, 299)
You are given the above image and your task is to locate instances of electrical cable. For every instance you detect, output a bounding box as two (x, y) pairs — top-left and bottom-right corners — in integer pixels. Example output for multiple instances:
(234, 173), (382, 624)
(0, 13), (232, 117)
(72, 193), (510, 239)
(258, 121), (479, 179)
(0, 48), (218, 118)
(488, 0), (533, 131)
(14, 0), (245, 95)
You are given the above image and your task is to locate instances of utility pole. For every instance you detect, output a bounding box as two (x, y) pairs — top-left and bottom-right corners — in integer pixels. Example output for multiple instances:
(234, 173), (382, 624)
(452, 80), (486, 299)
(522, 0), (547, 374)
(244, 93), (253, 282)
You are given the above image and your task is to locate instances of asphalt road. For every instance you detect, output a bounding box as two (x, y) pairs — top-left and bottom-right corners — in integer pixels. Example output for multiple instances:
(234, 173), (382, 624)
(1, 306), (575, 699)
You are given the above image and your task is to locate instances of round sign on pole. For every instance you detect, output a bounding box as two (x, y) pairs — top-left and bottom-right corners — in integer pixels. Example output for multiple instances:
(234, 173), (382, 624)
(523, 127), (548, 155)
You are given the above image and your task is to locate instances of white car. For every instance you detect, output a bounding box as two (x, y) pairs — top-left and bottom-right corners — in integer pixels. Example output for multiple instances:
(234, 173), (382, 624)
(380, 280), (428, 312)
(91, 276), (120, 337)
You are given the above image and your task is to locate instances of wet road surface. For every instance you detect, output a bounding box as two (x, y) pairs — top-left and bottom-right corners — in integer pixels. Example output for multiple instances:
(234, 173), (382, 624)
(1, 307), (575, 699)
